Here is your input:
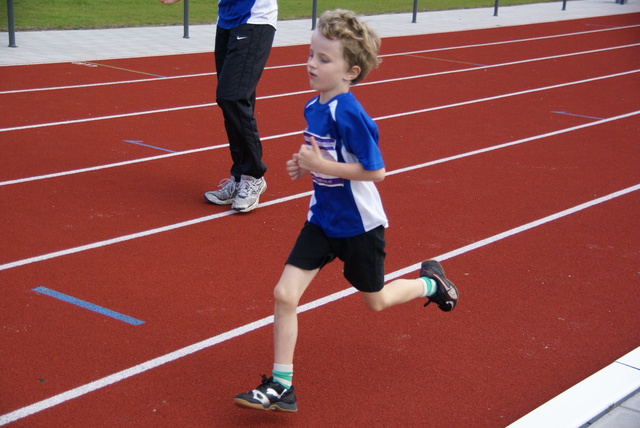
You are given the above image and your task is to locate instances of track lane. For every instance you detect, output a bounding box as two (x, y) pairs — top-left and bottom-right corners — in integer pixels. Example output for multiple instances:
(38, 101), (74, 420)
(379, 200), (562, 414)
(1, 111), (638, 418)
(1, 43), (637, 185)
(2, 187), (637, 426)
(0, 72), (637, 265)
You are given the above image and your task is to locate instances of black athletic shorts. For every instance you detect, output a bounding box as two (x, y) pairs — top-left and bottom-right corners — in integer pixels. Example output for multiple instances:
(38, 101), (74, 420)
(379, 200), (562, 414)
(286, 221), (386, 293)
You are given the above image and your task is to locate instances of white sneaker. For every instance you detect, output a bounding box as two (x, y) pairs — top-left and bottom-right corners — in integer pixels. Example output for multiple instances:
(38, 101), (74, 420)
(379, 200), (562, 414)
(204, 177), (237, 205)
(232, 175), (267, 212)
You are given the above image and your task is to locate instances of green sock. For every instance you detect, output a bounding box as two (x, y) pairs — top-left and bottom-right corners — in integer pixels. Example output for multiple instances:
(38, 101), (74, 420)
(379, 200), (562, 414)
(272, 364), (293, 389)
(419, 277), (437, 297)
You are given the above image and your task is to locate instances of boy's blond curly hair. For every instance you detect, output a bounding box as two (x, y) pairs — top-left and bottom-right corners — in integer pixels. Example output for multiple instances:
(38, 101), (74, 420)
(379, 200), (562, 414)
(317, 9), (381, 85)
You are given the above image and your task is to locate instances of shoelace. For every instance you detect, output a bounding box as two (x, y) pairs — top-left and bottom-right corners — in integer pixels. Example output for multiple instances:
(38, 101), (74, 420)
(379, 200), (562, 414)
(217, 178), (234, 190)
(259, 374), (269, 385)
(256, 374), (286, 395)
(213, 178), (236, 198)
(237, 179), (261, 198)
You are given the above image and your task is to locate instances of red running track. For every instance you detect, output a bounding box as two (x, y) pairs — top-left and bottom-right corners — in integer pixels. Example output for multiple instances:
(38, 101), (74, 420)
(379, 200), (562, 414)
(1, 13), (639, 427)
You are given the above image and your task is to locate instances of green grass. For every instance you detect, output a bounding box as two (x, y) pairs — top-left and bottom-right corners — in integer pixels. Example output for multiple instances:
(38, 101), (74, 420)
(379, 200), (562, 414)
(1, 0), (557, 31)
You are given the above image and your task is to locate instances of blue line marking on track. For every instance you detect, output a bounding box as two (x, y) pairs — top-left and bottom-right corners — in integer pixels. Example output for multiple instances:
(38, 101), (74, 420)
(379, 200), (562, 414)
(33, 286), (145, 326)
(551, 111), (604, 120)
(123, 140), (176, 153)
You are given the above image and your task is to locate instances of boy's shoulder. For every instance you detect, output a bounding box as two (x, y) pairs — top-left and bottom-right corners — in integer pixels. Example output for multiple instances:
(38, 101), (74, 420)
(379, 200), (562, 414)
(305, 92), (367, 118)
(333, 93), (373, 126)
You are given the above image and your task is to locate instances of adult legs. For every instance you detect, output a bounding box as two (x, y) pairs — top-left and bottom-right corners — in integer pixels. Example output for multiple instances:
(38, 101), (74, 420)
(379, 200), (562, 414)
(215, 24), (275, 180)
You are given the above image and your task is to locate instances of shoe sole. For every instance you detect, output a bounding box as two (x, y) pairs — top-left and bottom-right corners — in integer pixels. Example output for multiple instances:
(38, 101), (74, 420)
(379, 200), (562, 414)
(232, 182), (267, 213)
(233, 397), (297, 412)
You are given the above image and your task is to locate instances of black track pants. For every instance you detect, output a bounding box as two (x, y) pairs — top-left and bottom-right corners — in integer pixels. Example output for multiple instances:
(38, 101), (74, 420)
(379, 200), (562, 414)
(215, 23), (275, 180)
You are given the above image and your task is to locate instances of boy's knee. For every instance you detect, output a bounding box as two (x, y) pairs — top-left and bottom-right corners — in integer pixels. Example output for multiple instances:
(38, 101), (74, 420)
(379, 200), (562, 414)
(273, 284), (296, 307)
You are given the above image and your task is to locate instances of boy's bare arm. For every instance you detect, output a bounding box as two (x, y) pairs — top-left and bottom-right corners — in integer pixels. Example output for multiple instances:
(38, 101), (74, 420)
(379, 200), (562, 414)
(159, 0), (181, 4)
(296, 136), (385, 182)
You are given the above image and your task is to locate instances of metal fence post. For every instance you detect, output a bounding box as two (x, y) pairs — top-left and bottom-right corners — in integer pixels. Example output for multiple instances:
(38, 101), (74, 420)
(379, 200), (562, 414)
(7, 0), (17, 48)
(311, 0), (317, 30)
(183, 0), (190, 39)
(412, 0), (418, 23)
(562, 0), (568, 11)
(494, 0), (500, 17)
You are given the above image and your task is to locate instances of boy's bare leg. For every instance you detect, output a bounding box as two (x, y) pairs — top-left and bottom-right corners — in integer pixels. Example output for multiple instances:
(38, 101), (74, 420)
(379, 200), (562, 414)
(273, 264), (319, 364)
(360, 278), (424, 312)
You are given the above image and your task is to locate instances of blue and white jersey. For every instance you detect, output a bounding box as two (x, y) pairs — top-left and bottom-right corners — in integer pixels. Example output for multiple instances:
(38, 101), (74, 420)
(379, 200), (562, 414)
(303, 92), (388, 238)
(217, 0), (278, 29)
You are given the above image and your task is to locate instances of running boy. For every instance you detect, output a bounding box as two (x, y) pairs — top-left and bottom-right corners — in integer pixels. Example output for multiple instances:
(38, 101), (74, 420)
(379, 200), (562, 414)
(233, 9), (459, 412)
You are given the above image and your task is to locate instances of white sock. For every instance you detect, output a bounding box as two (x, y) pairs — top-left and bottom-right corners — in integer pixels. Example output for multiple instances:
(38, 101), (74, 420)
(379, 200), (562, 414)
(272, 363), (293, 388)
(419, 277), (437, 297)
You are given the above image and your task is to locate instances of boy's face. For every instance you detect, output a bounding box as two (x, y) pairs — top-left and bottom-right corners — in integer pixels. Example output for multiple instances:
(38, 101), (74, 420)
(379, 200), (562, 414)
(307, 30), (360, 103)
